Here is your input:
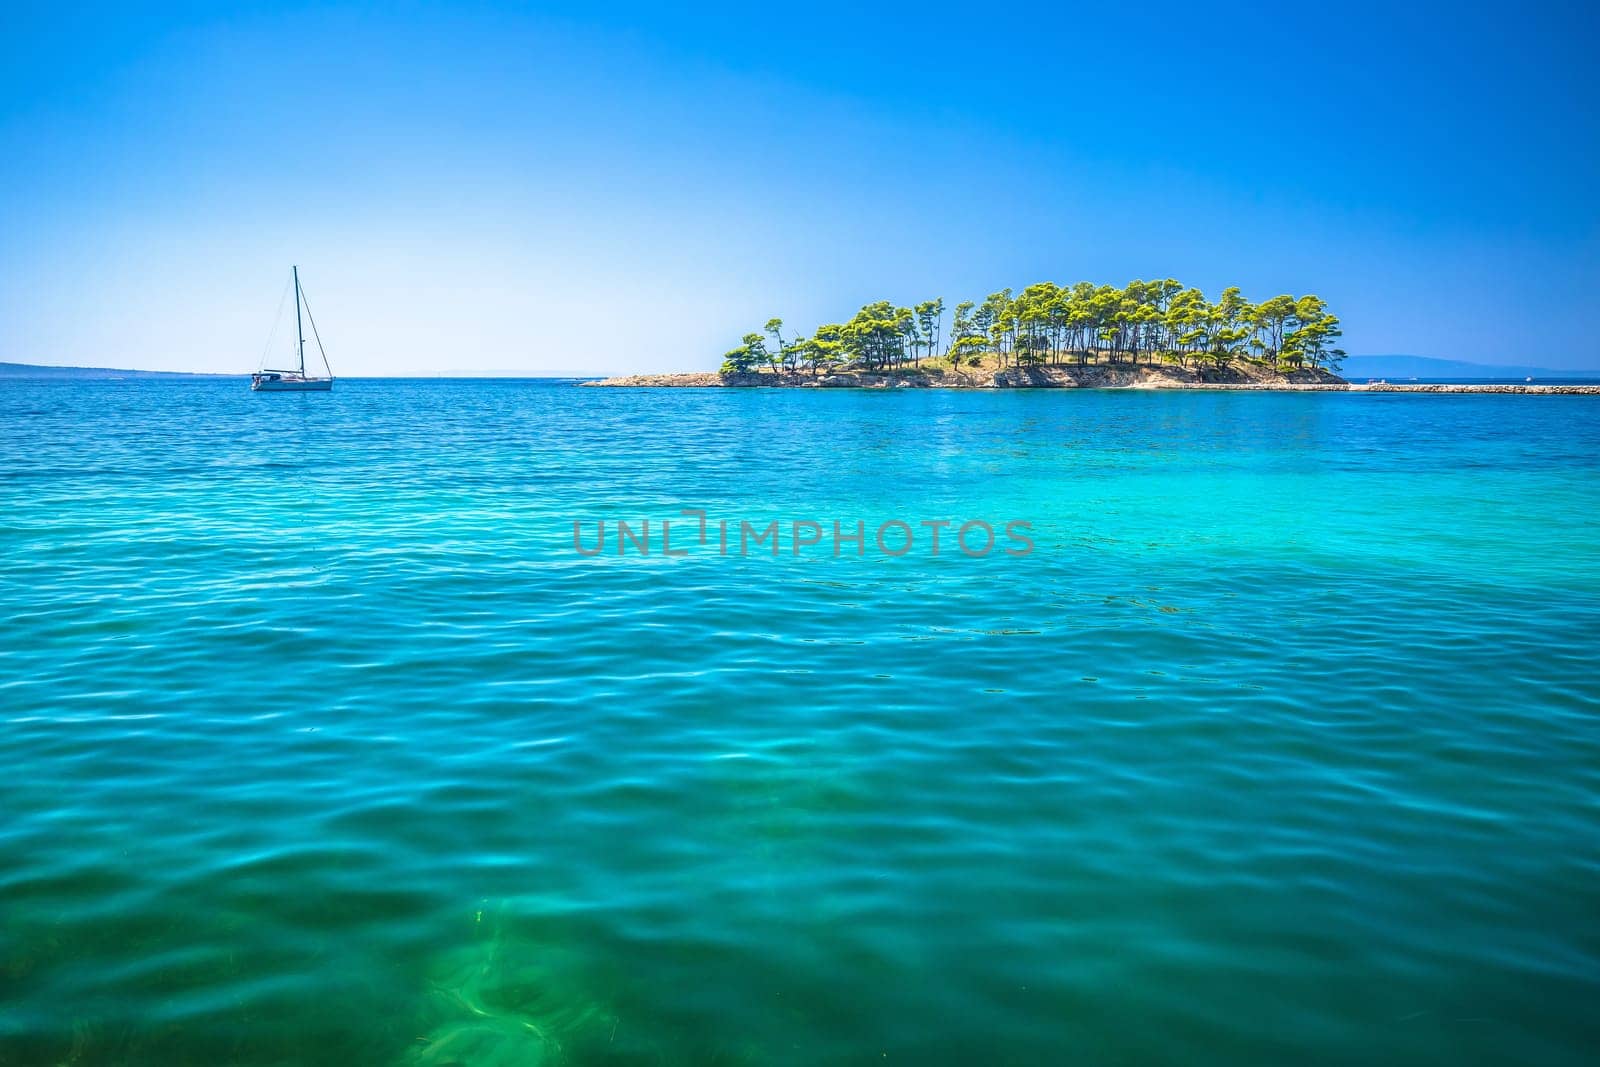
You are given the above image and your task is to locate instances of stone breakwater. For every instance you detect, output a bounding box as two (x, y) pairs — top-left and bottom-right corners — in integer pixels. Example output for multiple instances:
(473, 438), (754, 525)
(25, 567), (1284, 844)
(1349, 383), (1600, 394)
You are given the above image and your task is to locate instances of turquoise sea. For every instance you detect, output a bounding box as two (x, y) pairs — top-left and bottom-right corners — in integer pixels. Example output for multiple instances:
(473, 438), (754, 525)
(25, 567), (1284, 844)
(2, 379), (1598, 1065)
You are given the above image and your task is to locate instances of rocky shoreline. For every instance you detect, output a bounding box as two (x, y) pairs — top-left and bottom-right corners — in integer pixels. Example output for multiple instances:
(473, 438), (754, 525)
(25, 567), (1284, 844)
(583, 365), (1600, 393)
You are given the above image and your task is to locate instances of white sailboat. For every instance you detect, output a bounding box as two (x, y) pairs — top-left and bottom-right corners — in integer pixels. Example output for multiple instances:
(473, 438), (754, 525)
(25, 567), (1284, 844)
(252, 266), (334, 391)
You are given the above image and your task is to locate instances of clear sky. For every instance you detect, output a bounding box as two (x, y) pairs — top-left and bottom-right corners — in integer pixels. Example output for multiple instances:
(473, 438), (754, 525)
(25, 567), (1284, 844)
(3, 1), (1596, 375)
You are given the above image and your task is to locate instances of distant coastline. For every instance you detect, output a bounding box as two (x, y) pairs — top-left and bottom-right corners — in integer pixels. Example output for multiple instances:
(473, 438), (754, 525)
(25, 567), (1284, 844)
(1340, 354), (1600, 380)
(0, 362), (237, 380)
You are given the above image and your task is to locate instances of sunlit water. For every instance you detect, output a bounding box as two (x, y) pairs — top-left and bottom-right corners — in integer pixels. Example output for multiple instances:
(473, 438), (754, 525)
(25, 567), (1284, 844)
(2, 379), (1598, 1064)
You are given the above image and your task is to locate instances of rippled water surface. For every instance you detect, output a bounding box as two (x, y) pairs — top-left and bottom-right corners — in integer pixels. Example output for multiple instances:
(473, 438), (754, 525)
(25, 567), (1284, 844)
(3, 379), (1598, 1064)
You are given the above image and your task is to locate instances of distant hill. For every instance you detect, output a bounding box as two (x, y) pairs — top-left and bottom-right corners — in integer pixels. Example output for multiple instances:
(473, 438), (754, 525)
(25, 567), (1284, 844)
(1343, 355), (1600, 381)
(0, 361), (239, 379)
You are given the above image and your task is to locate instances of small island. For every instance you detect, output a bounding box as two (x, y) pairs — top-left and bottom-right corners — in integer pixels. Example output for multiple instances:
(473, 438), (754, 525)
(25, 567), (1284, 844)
(588, 280), (1600, 392)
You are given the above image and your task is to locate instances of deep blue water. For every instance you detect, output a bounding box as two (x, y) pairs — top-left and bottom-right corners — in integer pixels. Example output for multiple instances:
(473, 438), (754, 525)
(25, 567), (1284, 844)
(2, 379), (1598, 1064)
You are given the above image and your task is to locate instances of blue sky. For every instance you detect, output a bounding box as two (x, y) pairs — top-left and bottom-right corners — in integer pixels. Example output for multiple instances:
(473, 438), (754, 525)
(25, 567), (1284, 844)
(3, 1), (1596, 374)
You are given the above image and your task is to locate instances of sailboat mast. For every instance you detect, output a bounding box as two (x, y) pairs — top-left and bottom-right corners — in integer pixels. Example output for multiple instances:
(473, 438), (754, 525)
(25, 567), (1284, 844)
(293, 265), (305, 376)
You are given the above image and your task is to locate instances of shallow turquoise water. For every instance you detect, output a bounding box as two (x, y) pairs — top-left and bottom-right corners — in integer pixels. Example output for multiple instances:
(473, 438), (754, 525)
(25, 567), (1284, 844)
(2, 380), (1598, 1064)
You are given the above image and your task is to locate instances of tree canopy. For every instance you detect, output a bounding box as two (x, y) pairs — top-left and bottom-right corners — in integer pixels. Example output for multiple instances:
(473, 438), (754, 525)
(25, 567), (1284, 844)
(721, 280), (1344, 376)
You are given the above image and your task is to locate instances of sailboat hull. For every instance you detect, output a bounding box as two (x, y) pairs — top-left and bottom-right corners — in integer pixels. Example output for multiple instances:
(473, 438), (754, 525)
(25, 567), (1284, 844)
(252, 268), (334, 389)
(252, 376), (333, 392)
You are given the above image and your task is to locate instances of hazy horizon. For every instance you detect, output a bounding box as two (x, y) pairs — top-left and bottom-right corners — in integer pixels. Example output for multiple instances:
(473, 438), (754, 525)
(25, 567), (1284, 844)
(9, 353), (1600, 381)
(4, 2), (1597, 376)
